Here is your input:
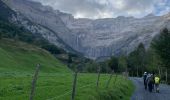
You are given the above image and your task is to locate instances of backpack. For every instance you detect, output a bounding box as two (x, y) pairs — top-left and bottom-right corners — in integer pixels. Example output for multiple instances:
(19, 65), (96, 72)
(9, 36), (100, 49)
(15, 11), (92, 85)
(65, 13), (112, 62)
(155, 77), (160, 84)
(143, 74), (147, 80)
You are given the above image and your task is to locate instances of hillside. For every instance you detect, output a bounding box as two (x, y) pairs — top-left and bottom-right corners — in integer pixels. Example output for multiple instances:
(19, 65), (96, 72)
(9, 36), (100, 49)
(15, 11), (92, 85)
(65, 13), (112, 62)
(0, 38), (70, 74)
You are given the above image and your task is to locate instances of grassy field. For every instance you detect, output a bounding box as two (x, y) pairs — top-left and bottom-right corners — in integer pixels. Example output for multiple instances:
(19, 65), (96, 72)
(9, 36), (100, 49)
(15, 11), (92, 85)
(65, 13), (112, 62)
(0, 39), (70, 74)
(0, 73), (134, 100)
(0, 39), (134, 100)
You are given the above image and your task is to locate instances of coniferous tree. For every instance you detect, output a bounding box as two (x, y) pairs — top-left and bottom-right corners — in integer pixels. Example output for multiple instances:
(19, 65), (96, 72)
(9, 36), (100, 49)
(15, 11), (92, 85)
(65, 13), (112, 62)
(151, 28), (170, 68)
(136, 43), (146, 73)
(108, 56), (118, 72)
(127, 43), (146, 76)
(118, 56), (127, 72)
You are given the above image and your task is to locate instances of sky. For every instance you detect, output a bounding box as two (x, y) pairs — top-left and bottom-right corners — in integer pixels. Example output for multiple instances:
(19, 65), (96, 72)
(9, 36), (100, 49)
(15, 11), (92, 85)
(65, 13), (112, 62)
(31, 0), (170, 19)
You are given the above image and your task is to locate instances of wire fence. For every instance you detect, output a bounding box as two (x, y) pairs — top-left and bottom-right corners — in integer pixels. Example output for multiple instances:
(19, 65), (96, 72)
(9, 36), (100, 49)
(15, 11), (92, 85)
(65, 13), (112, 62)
(47, 83), (95, 100)
(29, 65), (128, 100)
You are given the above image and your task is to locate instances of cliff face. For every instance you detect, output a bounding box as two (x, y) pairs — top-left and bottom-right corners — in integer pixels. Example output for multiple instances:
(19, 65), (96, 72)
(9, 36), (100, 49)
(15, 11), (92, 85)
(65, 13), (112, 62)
(3, 0), (170, 59)
(2, 0), (78, 53)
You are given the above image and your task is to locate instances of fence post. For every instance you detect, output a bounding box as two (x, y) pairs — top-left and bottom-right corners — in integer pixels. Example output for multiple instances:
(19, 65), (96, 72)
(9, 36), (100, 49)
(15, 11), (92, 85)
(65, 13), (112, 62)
(113, 73), (118, 84)
(96, 66), (101, 88)
(29, 64), (40, 100)
(71, 70), (78, 100)
(106, 70), (114, 88)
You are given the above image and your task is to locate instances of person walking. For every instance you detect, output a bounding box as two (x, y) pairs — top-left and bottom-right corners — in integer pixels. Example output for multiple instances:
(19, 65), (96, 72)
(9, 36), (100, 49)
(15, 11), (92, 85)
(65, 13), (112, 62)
(143, 72), (148, 90)
(147, 74), (154, 92)
(152, 72), (155, 91)
(155, 75), (160, 93)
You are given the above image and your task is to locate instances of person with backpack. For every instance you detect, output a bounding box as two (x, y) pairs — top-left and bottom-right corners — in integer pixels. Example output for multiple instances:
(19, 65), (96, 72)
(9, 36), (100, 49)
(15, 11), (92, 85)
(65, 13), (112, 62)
(147, 74), (154, 92)
(155, 75), (160, 93)
(143, 72), (148, 90)
(152, 72), (155, 91)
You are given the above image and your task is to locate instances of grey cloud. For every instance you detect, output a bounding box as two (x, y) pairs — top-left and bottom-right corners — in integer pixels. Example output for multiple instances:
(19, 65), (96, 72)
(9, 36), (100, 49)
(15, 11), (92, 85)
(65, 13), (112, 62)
(31, 0), (169, 19)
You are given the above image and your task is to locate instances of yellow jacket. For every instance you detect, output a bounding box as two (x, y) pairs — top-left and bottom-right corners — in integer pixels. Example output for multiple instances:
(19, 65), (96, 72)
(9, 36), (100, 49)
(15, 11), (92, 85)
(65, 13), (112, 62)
(155, 77), (160, 84)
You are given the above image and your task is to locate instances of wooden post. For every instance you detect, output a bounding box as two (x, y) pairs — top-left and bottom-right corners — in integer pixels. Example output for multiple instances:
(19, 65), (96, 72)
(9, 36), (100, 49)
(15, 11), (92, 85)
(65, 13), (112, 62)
(113, 74), (118, 84)
(30, 64), (40, 100)
(71, 71), (78, 100)
(96, 66), (100, 88)
(106, 70), (114, 88)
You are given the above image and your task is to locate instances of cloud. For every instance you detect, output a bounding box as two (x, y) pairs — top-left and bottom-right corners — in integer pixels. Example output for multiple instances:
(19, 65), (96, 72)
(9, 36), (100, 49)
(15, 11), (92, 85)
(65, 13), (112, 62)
(31, 0), (170, 19)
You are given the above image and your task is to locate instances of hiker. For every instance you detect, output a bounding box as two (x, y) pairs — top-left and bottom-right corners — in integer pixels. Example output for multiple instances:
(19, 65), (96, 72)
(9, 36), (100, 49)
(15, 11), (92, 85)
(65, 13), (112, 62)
(147, 74), (154, 92)
(146, 73), (151, 85)
(152, 72), (155, 91)
(143, 72), (148, 90)
(154, 75), (160, 93)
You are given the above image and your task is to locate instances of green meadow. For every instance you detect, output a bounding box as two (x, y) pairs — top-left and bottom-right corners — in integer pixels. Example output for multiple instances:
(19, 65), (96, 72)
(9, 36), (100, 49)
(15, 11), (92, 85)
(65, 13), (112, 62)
(0, 39), (134, 100)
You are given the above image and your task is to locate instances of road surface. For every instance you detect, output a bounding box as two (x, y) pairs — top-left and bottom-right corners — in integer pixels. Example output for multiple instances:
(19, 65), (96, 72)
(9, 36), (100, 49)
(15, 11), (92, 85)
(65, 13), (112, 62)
(131, 77), (170, 100)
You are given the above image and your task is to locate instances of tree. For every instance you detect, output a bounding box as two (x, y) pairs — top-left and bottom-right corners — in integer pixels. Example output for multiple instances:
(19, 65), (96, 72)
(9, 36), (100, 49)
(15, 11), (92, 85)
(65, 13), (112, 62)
(0, 32), (2, 39)
(145, 49), (160, 70)
(99, 61), (111, 73)
(127, 50), (138, 76)
(118, 56), (127, 72)
(136, 43), (146, 73)
(84, 61), (98, 73)
(41, 44), (64, 54)
(127, 43), (146, 76)
(14, 34), (19, 42)
(108, 56), (118, 72)
(67, 54), (73, 68)
(151, 28), (170, 68)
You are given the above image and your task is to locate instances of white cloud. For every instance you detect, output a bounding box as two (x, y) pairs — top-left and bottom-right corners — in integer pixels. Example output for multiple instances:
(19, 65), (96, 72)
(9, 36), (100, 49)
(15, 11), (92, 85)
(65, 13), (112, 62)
(31, 0), (170, 19)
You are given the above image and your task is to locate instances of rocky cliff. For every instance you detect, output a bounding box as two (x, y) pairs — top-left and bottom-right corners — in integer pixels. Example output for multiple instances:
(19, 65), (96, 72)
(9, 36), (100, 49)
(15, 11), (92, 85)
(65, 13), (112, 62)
(3, 0), (170, 59)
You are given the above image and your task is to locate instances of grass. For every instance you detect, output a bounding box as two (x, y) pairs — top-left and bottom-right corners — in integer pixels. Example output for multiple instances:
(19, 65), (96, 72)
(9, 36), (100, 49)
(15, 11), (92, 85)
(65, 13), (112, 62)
(0, 73), (134, 100)
(0, 38), (71, 74)
(0, 39), (134, 100)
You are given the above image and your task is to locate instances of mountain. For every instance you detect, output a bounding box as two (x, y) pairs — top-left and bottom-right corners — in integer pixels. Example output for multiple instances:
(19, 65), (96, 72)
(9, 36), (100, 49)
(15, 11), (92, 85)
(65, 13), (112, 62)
(0, 0), (15, 21)
(1, 0), (78, 54)
(2, 0), (170, 59)
(0, 0), (86, 65)
(61, 14), (170, 59)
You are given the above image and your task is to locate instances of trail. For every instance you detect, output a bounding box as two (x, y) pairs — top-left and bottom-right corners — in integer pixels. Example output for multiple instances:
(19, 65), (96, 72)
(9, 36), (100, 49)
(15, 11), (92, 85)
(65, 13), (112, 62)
(131, 77), (170, 100)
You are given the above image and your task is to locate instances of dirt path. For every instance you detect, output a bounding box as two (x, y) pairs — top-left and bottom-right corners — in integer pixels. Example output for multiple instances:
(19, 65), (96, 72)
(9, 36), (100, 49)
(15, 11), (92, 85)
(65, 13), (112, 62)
(131, 77), (170, 100)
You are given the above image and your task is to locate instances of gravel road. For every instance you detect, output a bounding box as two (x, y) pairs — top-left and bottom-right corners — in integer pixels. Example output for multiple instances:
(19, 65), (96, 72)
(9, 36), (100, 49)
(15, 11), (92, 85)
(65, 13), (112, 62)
(131, 77), (170, 100)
